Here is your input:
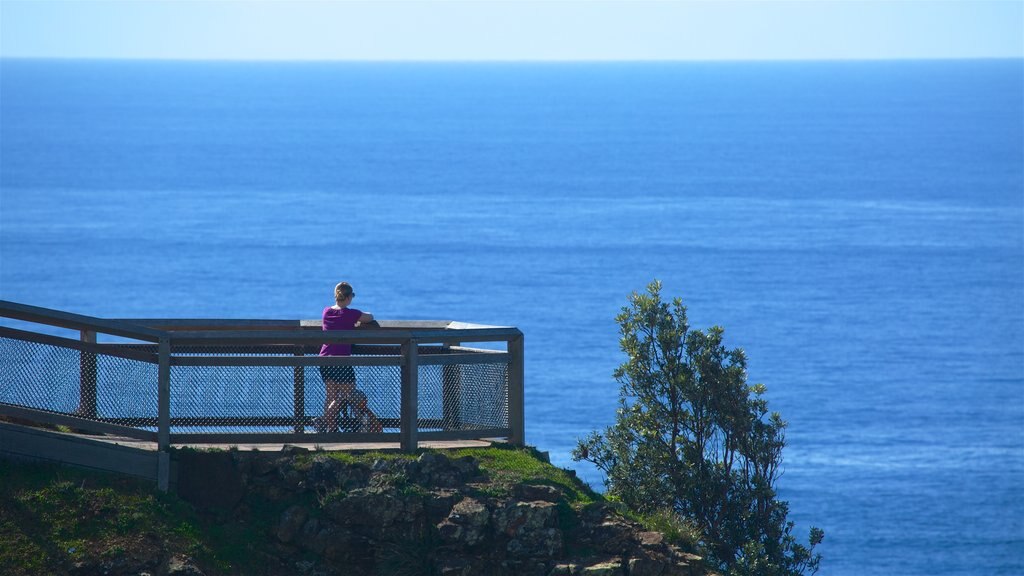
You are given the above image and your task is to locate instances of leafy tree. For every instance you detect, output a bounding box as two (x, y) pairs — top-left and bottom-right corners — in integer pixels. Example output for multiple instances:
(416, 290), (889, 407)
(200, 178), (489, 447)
(573, 281), (823, 575)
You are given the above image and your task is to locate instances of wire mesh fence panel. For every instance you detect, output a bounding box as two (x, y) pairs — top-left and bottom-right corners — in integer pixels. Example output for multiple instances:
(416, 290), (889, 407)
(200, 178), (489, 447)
(0, 336), (81, 414)
(0, 335), (157, 428)
(301, 364), (401, 432)
(418, 365), (445, 430)
(441, 361), (509, 431)
(170, 364), (298, 433)
(94, 352), (158, 427)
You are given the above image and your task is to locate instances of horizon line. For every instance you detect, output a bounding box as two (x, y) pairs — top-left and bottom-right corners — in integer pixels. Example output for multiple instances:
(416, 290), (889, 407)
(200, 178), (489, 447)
(2, 56), (1021, 64)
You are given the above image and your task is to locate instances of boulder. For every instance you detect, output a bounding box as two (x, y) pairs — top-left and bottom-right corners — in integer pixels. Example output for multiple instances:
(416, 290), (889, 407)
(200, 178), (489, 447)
(494, 501), (558, 537)
(438, 497), (491, 546)
(637, 531), (665, 549)
(579, 558), (623, 576)
(514, 484), (563, 503)
(276, 505), (309, 543)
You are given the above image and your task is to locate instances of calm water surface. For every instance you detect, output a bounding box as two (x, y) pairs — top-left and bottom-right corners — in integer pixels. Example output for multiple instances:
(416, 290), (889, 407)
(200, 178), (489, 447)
(1, 60), (1022, 575)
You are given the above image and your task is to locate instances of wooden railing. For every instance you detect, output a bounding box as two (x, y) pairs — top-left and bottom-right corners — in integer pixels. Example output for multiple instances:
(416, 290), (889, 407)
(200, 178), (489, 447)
(0, 300), (524, 491)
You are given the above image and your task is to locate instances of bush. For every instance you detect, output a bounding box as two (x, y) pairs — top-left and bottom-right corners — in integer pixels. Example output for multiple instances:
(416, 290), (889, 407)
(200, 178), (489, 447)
(573, 281), (823, 575)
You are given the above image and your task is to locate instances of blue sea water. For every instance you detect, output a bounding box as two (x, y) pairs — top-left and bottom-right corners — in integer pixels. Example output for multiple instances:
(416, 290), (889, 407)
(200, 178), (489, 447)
(1, 60), (1022, 574)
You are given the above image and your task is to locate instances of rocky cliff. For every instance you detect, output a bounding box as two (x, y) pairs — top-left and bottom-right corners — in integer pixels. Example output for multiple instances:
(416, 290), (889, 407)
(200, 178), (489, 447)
(160, 446), (711, 576)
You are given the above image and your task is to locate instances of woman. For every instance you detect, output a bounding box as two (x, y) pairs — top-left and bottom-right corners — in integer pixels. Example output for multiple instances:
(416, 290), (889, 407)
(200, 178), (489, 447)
(316, 281), (383, 433)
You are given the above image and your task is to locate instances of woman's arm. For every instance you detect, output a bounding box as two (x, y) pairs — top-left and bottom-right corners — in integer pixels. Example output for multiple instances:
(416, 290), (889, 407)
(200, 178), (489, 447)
(359, 312), (374, 324)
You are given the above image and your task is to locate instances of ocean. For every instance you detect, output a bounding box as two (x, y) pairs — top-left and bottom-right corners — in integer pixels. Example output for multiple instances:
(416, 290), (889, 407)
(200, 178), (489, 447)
(1, 59), (1021, 575)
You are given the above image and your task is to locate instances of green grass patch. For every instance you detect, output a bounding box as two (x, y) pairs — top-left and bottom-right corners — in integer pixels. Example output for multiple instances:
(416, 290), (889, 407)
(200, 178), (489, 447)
(0, 460), (206, 576)
(449, 445), (601, 507)
(0, 459), (290, 576)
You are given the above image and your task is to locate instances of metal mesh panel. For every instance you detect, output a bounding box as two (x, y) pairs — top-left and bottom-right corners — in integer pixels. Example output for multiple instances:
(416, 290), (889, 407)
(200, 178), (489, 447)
(300, 364), (401, 433)
(0, 336), (157, 428)
(94, 351), (158, 427)
(418, 361), (509, 431)
(166, 345), (404, 434)
(171, 364), (294, 432)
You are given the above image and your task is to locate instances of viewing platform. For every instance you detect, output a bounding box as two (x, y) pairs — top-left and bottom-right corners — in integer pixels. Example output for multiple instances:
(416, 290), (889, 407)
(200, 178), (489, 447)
(0, 301), (524, 490)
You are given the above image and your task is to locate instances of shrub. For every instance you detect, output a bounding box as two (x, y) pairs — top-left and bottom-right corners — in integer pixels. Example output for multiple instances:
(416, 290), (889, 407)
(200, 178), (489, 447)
(574, 281), (823, 575)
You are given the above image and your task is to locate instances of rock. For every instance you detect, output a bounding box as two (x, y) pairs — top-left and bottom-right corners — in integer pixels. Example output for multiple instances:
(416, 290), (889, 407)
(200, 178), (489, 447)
(303, 526), (334, 556)
(326, 487), (421, 534)
(494, 501), (562, 558)
(439, 497), (490, 546)
(494, 501), (557, 537)
(671, 563), (700, 576)
(417, 451), (449, 470)
(276, 504), (309, 543)
(371, 457), (406, 474)
(295, 518), (326, 553)
(579, 501), (613, 525)
(579, 558), (623, 575)
(514, 484), (563, 502)
(425, 488), (461, 523)
(451, 455), (482, 478)
(592, 519), (634, 554)
(280, 444), (309, 456)
(70, 448), (716, 576)
(416, 452), (461, 487)
(307, 457), (370, 492)
(438, 520), (464, 542)
(321, 532), (375, 567)
(507, 527), (562, 558)
(629, 556), (667, 576)
(166, 555), (205, 576)
(638, 531), (665, 548)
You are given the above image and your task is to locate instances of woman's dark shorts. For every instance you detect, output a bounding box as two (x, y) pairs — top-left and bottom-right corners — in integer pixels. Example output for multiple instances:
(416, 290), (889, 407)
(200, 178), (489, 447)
(319, 364), (356, 383)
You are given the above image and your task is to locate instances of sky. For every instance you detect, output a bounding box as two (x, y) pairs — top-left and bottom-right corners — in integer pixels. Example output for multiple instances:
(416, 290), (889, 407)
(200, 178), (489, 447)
(0, 0), (1021, 61)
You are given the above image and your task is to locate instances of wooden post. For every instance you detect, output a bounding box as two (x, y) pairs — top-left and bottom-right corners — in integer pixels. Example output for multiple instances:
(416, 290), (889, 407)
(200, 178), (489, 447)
(78, 330), (97, 419)
(157, 337), (171, 492)
(293, 346), (305, 434)
(441, 342), (461, 431)
(508, 334), (525, 446)
(400, 339), (418, 452)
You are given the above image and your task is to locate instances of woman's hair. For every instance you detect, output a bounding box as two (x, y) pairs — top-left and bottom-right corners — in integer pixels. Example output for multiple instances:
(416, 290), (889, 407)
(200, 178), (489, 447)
(334, 282), (354, 303)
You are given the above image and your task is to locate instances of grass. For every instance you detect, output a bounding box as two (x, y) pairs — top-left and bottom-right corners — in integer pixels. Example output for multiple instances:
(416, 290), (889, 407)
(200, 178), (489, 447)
(450, 445), (599, 507)
(0, 460), (207, 576)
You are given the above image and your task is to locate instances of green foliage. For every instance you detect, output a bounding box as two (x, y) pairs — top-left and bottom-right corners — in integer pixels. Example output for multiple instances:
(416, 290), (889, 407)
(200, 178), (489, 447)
(573, 280), (823, 575)
(633, 508), (702, 552)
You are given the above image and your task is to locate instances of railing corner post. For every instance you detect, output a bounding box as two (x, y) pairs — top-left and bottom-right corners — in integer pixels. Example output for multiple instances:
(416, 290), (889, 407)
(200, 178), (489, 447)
(509, 333), (525, 446)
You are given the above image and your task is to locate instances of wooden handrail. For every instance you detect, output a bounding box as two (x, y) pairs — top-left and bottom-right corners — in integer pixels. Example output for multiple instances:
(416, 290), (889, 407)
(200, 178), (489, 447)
(0, 300), (165, 342)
